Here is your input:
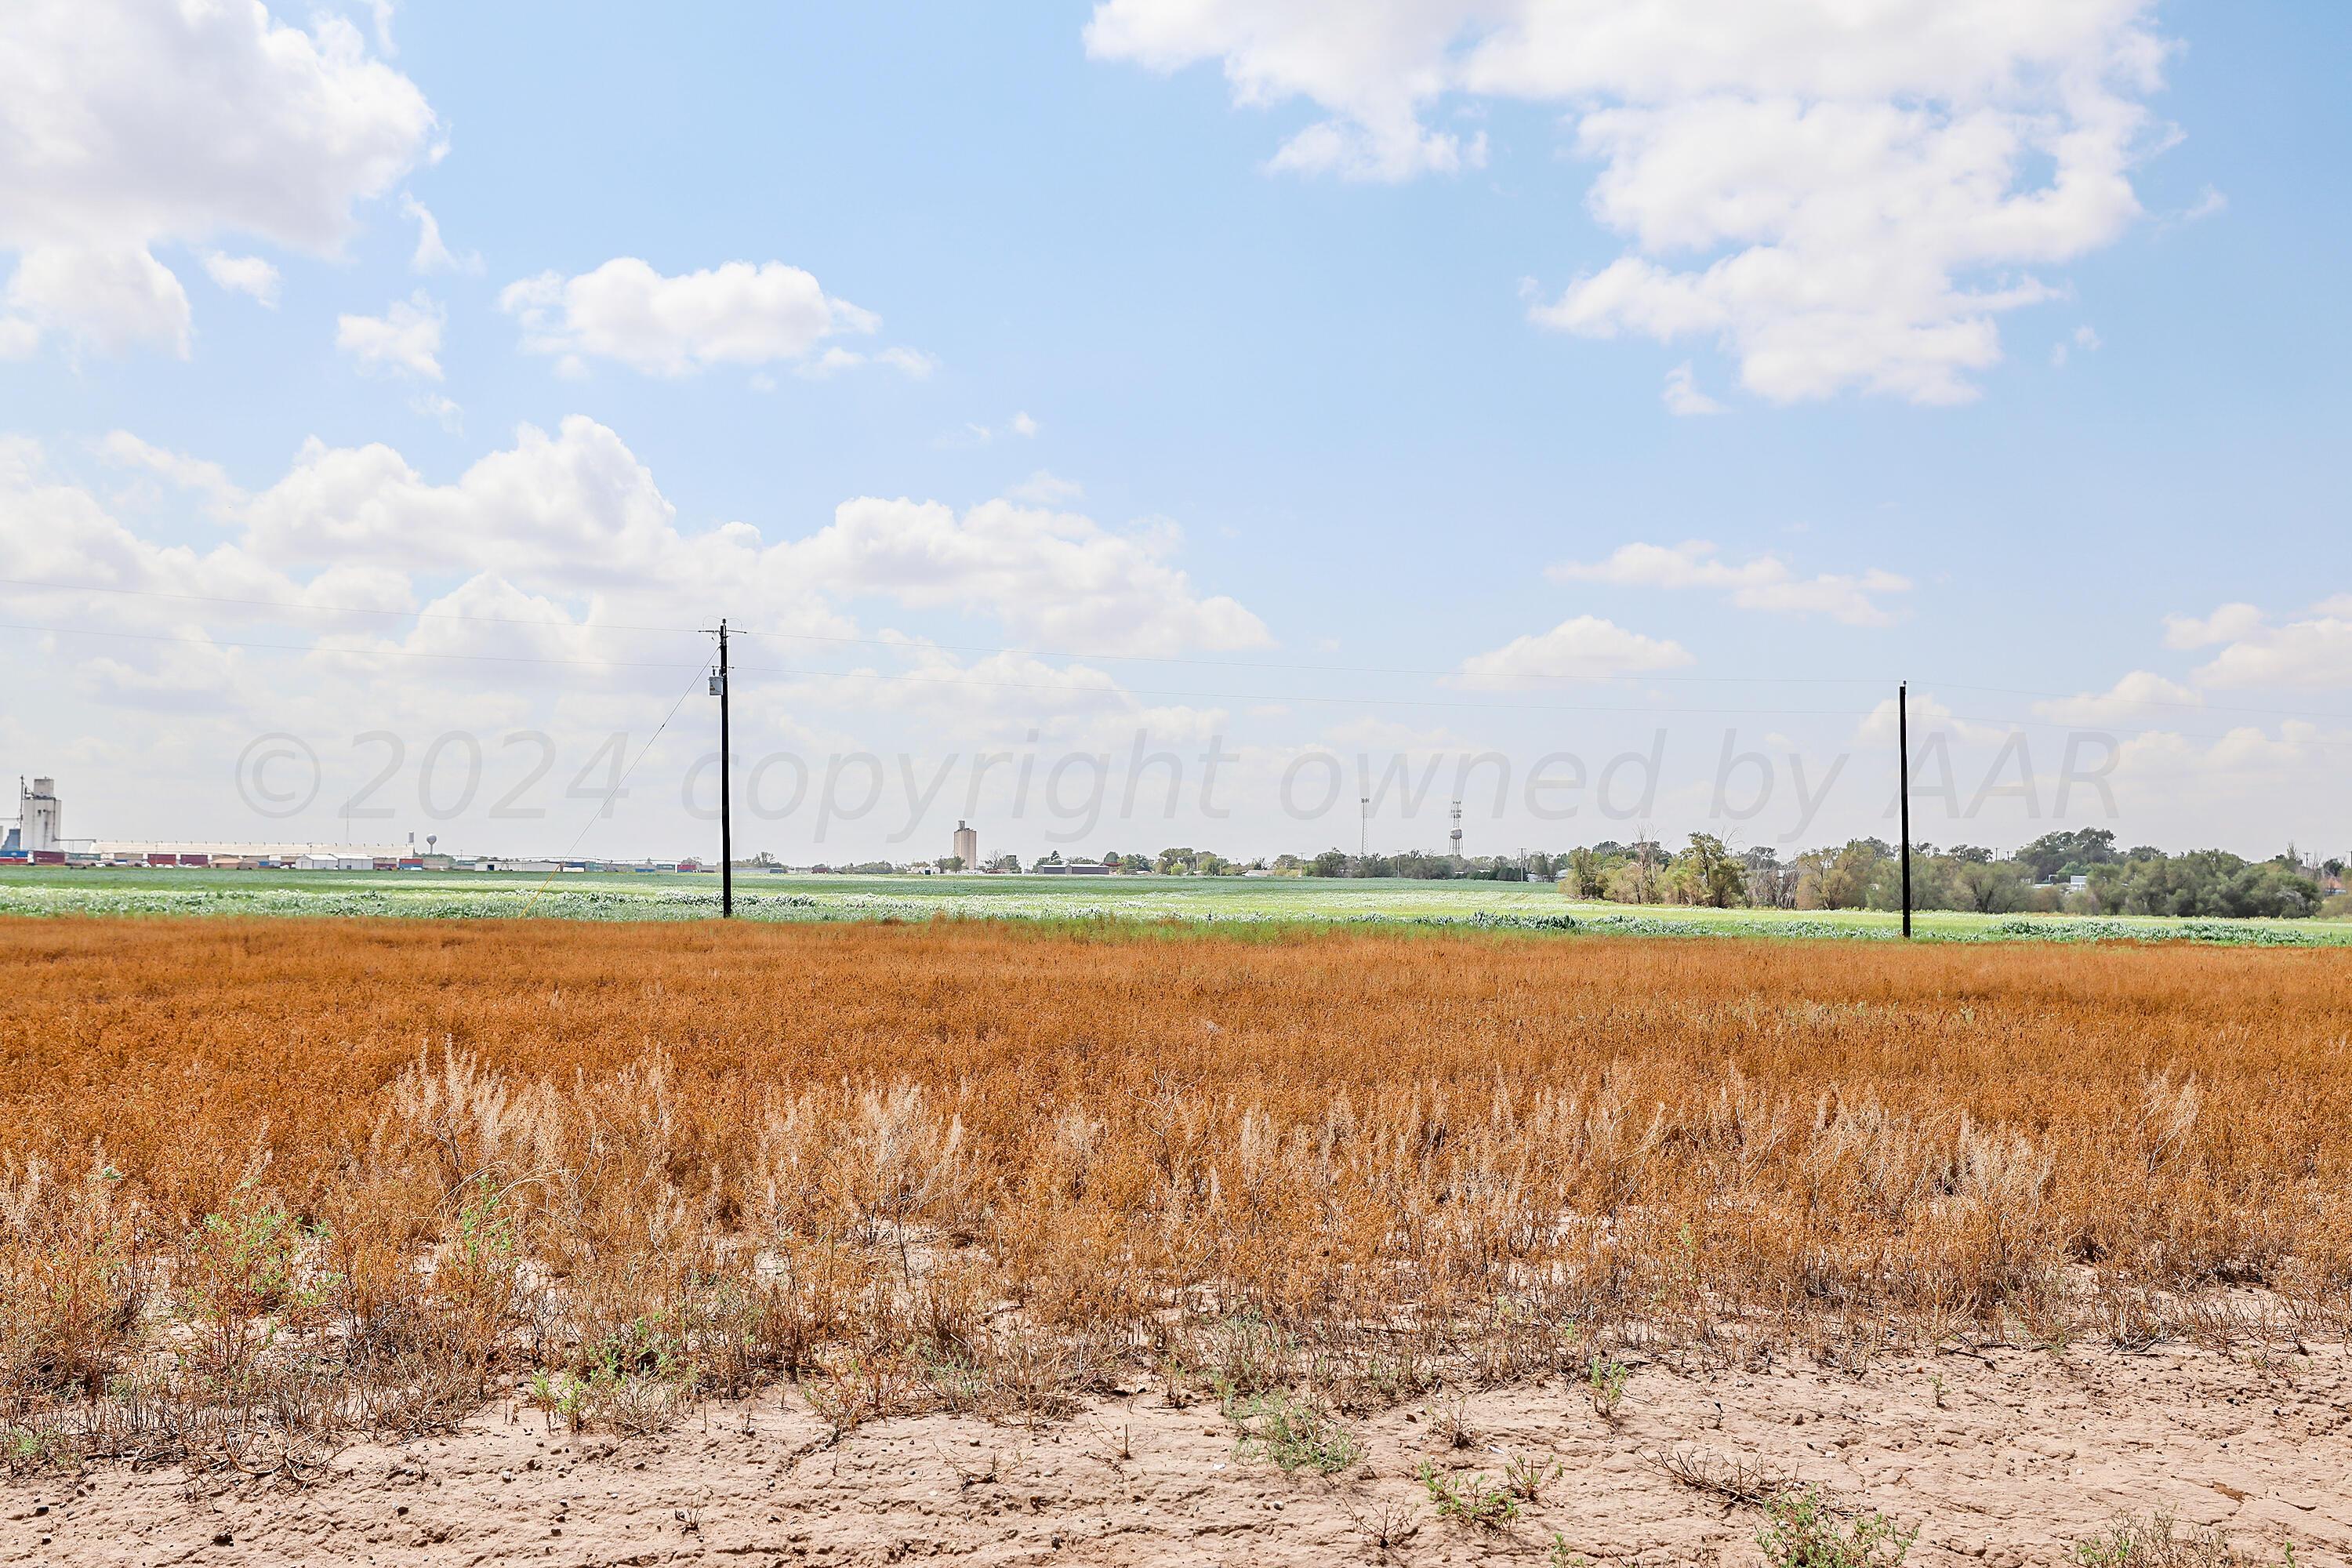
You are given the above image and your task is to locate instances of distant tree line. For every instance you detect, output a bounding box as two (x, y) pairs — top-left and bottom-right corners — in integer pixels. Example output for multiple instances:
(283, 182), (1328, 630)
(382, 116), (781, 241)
(1147, 827), (2339, 920)
(789, 829), (2340, 920)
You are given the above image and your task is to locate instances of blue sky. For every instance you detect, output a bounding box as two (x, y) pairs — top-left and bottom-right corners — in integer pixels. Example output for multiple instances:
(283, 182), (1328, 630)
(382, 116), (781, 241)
(2, 1), (2347, 863)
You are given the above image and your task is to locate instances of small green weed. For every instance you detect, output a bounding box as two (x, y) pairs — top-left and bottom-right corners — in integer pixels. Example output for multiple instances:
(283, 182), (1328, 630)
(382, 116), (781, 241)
(1225, 1388), (1358, 1475)
(1419, 1460), (1520, 1529)
(0, 1425), (75, 1476)
(178, 1184), (336, 1386)
(1505, 1450), (1563, 1501)
(2072, 1508), (2286, 1568)
(1585, 1352), (1629, 1421)
(1756, 1486), (1916, 1568)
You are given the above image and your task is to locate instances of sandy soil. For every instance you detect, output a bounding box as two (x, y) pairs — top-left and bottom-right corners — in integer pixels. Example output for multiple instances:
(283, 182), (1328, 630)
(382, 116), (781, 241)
(5, 1339), (2348, 1568)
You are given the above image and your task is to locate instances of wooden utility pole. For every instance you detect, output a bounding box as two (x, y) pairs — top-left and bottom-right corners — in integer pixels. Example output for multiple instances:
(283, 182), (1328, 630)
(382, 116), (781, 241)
(1898, 680), (1912, 939)
(716, 620), (733, 919)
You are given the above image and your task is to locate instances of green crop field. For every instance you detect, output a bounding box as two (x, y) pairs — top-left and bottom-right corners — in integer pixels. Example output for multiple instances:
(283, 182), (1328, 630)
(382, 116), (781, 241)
(0, 864), (2345, 944)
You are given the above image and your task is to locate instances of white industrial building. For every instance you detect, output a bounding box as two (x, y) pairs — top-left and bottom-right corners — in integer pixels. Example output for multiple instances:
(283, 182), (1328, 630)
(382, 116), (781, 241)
(2, 773), (645, 874)
(95, 841), (406, 866)
(952, 819), (978, 869)
(14, 777), (62, 854)
(5, 776), (397, 866)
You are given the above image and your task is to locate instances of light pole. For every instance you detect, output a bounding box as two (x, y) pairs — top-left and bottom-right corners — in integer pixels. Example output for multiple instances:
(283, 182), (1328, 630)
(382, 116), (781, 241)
(1898, 681), (1911, 939)
(710, 620), (733, 919)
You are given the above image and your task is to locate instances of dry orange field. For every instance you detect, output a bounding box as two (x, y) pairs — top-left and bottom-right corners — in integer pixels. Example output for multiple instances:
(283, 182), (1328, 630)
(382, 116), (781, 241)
(2, 915), (2350, 1560)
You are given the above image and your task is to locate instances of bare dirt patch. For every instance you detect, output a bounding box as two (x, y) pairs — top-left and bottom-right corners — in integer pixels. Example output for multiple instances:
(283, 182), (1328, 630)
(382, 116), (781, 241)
(8, 1339), (2346, 1567)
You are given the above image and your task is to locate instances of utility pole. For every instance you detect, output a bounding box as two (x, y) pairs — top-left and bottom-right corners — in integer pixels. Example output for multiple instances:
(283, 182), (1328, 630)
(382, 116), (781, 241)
(1898, 680), (1912, 939)
(713, 620), (733, 920)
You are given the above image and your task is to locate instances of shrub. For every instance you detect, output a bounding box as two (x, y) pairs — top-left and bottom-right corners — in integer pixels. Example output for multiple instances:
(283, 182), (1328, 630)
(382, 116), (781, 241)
(1755, 1487), (1916, 1568)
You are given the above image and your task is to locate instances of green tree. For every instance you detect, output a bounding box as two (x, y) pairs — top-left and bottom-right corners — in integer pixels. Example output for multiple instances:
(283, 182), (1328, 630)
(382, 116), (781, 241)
(1606, 840), (1666, 904)
(1798, 840), (1887, 909)
(1563, 847), (1608, 898)
(1952, 857), (2031, 912)
(1682, 833), (1746, 908)
(2090, 851), (2321, 918)
(2014, 828), (2120, 880)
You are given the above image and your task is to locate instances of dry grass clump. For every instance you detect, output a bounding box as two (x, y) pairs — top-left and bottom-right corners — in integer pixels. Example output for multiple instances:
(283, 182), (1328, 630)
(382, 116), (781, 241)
(2071, 1508), (2293, 1568)
(0, 916), (2347, 1472)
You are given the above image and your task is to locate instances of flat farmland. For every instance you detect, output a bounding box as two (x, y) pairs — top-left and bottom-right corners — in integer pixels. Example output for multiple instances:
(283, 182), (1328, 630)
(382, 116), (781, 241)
(3, 865), (2348, 944)
(3, 918), (2349, 1564)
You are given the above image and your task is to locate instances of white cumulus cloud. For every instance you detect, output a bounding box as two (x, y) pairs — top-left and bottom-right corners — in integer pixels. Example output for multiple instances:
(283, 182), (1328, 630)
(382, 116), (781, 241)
(96, 431), (245, 507)
(3, 416), (1280, 753)
(791, 498), (1271, 657)
(410, 393), (464, 433)
(2187, 605), (2352, 691)
(2053, 322), (2101, 367)
(0, 0), (434, 355)
(336, 292), (445, 379)
(402, 194), (480, 274)
(1853, 690), (2010, 749)
(500, 258), (912, 377)
(2161, 602), (2264, 650)
(1008, 470), (1084, 504)
(201, 253), (283, 308)
(1087, 0), (2169, 405)
(794, 344), (937, 381)
(1457, 615), (1693, 686)
(220, 416), (1275, 667)
(5, 245), (191, 357)
(1662, 361), (1724, 415)
(2031, 671), (2200, 726)
(1086, 2), (1494, 181)
(1548, 539), (1911, 626)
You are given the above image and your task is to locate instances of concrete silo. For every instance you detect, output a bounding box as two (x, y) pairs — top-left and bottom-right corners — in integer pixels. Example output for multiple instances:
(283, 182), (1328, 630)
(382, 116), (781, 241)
(19, 778), (60, 855)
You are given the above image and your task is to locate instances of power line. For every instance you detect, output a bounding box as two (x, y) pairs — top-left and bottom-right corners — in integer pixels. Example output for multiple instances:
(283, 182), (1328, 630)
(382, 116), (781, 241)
(1912, 678), (2349, 723)
(0, 575), (707, 636)
(2, 615), (2341, 746)
(728, 659), (2332, 744)
(6, 576), (2349, 725)
(521, 650), (717, 916)
(0, 576), (1886, 686)
(731, 630), (2352, 720)
(728, 658), (1882, 718)
(730, 622), (1895, 687)
(0, 619), (706, 671)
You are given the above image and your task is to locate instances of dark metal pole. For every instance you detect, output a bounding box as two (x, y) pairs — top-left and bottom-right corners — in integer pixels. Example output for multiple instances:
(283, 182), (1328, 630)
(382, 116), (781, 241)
(1898, 680), (1912, 939)
(718, 620), (733, 920)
